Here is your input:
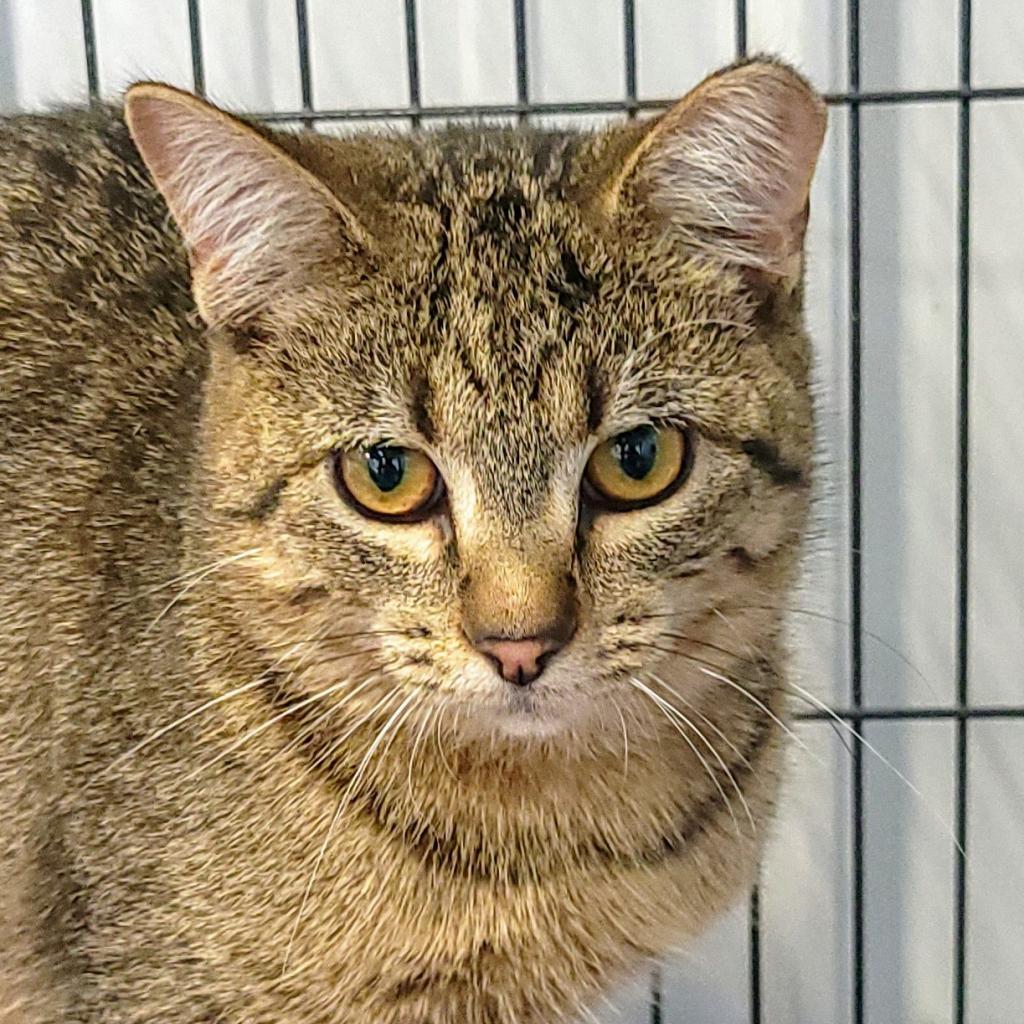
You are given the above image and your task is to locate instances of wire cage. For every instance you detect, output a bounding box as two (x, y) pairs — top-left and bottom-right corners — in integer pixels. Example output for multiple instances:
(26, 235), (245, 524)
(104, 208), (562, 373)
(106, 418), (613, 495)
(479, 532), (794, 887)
(3, 1), (1024, 1021)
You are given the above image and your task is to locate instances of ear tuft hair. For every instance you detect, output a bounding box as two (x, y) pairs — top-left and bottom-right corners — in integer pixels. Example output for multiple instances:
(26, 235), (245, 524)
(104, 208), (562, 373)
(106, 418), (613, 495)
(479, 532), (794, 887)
(124, 83), (367, 326)
(604, 59), (827, 284)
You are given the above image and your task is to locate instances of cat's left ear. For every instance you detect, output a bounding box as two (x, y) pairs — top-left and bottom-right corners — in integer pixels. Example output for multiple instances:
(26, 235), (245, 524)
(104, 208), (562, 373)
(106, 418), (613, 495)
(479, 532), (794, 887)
(125, 83), (368, 327)
(599, 59), (827, 286)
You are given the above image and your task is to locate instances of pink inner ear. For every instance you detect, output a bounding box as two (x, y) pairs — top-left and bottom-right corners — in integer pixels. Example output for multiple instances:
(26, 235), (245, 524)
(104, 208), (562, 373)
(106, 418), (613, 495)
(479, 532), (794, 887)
(126, 86), (364, 326)
(636, 65), (826, 276)
(189, 182), (267, 270)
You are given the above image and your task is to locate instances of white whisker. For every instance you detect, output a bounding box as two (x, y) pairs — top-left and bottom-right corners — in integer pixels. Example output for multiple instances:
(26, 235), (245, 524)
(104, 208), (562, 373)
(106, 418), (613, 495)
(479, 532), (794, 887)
(693, 663), (826, 770)
(407, 702), (437, 804)
(98, 622), (328, 780)
(97, 675), (268, 780)
(281, 689), (419, 974)
(629, 676), (741, 837)
(434, 698), (458, 782)
(646, 671), (756, 834)
(784, 680), (965, 858)
(143, 547), (260, 635)
(181, 675), (353, 785)
(614, 701), (630, 780)
(647, 672), (753, 771)
(252, 673), (383, 791)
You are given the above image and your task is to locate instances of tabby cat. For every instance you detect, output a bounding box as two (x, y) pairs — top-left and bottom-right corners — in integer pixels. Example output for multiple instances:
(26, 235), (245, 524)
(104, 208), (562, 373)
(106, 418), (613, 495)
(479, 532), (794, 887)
(0, 57), (825, 1023)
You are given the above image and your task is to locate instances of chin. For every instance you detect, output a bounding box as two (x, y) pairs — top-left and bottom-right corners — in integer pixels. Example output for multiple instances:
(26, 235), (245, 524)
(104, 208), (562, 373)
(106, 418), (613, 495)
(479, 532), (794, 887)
(461, 682), (595, 743)
(488, 706), (570, 741)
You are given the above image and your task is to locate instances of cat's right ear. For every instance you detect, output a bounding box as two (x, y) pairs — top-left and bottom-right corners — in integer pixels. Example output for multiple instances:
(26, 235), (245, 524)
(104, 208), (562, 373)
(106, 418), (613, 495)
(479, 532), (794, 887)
(124, 83), (368, 328)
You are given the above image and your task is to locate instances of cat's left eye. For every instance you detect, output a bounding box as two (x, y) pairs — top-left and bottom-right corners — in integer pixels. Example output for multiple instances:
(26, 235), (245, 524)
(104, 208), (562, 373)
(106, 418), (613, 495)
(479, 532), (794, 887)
(584, 424), (692, 511)
(333, 444), (444, 522)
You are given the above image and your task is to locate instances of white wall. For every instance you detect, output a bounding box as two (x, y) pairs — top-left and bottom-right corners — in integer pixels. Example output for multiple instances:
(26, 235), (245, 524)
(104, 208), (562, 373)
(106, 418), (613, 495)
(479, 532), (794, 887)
(1, 2), (1022, 1021)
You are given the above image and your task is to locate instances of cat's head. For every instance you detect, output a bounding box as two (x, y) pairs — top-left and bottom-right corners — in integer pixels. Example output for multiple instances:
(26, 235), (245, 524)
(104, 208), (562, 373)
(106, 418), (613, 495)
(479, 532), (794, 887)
(126, 60), (825, 749)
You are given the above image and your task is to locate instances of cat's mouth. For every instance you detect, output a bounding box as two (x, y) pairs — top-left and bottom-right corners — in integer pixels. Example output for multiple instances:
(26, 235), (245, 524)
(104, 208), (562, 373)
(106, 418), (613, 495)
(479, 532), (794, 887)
(504, 686), (540, 717)
(451, 669), (597, 741)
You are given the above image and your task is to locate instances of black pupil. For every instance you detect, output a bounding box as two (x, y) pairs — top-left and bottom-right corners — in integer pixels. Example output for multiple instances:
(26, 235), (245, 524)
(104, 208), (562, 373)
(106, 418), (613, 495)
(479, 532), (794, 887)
(613, 426), (658, 480)
(365, 446), (406, 492)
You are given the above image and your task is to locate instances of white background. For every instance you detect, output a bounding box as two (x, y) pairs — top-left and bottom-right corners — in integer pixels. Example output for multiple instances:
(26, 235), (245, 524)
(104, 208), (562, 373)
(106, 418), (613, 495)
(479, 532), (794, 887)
(1, 2), (1022, 1021)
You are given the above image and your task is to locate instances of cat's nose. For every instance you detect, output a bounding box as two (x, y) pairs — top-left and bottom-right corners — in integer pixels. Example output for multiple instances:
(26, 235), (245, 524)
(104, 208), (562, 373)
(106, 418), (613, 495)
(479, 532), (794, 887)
(474, 635), (567, 687)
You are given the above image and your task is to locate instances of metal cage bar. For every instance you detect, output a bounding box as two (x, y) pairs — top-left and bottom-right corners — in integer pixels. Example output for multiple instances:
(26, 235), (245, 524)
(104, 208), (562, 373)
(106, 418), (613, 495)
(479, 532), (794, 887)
(403, 0), (422, 129)
(846, 1), (866, 1020)
(79, 0), (99, 102)
(623, 0), (638, 118)
(513, 0), (529, 124)
(250, 85), (1024, 125)
(953, 1), (973, 1022)
(295, 0), (315, 129)
(186, 0), (205, 97)
(731, 1), (763, 1015)
(735, 0), (748, 59)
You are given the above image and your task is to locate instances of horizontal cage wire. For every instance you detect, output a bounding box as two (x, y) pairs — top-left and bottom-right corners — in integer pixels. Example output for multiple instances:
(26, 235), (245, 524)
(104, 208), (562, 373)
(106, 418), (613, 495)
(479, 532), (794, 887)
(16, 0), (1016, 1021)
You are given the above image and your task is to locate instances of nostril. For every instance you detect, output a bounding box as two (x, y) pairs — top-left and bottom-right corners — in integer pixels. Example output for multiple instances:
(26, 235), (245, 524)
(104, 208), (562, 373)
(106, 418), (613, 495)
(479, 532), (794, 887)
(475, 637), (561, 686)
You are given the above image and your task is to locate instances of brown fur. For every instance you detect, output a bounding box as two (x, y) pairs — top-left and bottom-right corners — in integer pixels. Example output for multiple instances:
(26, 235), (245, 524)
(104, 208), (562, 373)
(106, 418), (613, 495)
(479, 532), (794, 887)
(0, 59), (825, 1023)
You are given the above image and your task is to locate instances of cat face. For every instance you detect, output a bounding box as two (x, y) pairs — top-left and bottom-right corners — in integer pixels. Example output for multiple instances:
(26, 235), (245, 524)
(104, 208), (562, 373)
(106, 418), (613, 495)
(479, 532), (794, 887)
(126, 63), (824, 747)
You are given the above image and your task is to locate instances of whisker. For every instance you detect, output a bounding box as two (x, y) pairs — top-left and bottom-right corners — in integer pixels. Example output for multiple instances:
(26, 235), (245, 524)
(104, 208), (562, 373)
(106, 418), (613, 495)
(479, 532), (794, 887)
(181, 674), (355, 785)
(733, 602), (941, 702)
(613, 700), (630, 780)
(645, 672), (754, 772)
(702, 607), (857, 755)
(637, 644), (827, 770)
(97, 623), (332, 781)
(279, 797), (345, 979)
(628, 676), (741, 838)
(281, 689), (419, 974)
(636, 604), (939, 702)
(658, 637), (967, 853)
(97, 675), (268, 781)
(645, 671), (756, 835)
(695, 662), (825, 768)
(784, 680), (965, 858)
(658, 625), (856, 758)
(785, 687), (856, 757)
(142, 548), (261, 635)
(407, 702), (437, 804)
(244, 671), (385, 788)
(434, 698), (459, 782)
(257, 627), (419, 653)
(660, 629), (754, 670)
(110, 547), (261, 610)
(286, 682), (406, 788)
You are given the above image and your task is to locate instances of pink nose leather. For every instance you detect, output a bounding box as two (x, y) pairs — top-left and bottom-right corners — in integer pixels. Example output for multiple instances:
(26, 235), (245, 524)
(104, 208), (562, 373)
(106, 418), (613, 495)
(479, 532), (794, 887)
(475, 637), (555, 686)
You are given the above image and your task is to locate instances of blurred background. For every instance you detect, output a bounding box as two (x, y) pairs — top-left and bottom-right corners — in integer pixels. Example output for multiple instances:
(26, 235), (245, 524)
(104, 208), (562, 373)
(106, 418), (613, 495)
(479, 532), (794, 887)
(1, 1), (1022, 1021)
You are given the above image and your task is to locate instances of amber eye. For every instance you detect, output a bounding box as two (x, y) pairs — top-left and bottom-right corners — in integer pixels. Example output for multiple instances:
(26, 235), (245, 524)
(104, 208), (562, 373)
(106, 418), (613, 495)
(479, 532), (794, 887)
(334, 444), (443, 521)
(584, 424), (691, 510)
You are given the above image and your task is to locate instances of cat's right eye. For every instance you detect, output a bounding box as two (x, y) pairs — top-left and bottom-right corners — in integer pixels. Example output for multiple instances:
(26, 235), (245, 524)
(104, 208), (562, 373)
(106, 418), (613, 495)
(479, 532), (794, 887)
(333, 444), (445, 522)
(583, 424), (692, 511)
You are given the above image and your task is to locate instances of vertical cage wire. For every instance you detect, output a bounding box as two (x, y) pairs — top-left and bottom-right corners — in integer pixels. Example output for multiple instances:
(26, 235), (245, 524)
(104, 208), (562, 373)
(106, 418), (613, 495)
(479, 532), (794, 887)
(58, 1), (1024, 1020)
(729, 7), (763, 1023)
(846, 1), (866, 1021)
(186, 0), (205, 97)
(295, 0), (314, 129)
(403, 0), (422, 128)
(513, 0), (529, 124)
(735, 0), (748, 61)
(79, 0), (99, 102)
(953, 1), (973, 1022)
(622, 0), (637, 118)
